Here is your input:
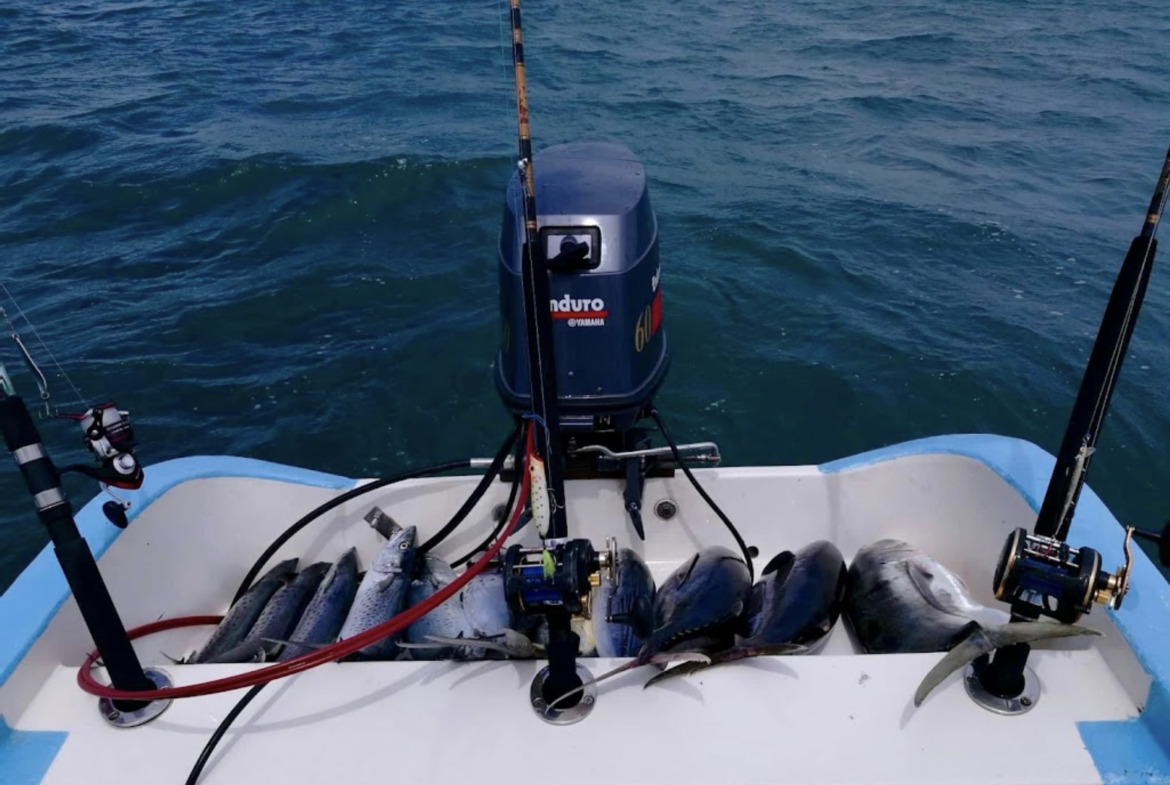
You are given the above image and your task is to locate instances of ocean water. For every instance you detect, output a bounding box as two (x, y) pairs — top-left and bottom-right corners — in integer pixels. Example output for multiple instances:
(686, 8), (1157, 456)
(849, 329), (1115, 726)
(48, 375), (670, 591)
(2, 0), (1168, 590)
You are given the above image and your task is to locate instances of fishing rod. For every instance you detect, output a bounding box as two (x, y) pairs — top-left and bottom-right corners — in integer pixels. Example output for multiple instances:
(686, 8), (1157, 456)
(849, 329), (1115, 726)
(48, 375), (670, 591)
(971, 147), (1168, 712)
(508, 0), (568, 542)
(1034, 146), (1170, 542)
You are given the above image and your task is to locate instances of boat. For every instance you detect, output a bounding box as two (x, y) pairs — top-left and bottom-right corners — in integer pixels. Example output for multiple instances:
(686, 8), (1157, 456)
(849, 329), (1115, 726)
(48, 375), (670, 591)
(2, 5), (1168, 784)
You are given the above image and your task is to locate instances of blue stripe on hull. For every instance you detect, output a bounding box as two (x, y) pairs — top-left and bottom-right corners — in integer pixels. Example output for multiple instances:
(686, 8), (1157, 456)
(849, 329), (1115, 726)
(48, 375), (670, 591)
(0, 716), (67, 785)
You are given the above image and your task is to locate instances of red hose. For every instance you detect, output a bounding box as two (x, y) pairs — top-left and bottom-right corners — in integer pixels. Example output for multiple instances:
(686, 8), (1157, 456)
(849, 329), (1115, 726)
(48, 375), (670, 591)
(77, 429), (533, 701)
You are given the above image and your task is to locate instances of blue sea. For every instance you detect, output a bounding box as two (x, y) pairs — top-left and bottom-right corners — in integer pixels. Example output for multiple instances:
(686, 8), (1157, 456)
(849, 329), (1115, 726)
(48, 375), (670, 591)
(2, 0), (1168, 589)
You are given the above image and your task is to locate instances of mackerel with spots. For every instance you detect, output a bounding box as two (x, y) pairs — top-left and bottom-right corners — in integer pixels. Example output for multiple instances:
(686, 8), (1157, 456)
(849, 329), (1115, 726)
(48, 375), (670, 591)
(191, 559), (298, 663)
(277, 548), (361, 662)
(337, 524), (418, 660)
(205, 561), (330, 664)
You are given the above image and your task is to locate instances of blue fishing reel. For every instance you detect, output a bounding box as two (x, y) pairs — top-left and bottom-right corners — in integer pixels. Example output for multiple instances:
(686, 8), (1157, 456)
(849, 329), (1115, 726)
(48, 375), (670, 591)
(501, 538), (613, 617)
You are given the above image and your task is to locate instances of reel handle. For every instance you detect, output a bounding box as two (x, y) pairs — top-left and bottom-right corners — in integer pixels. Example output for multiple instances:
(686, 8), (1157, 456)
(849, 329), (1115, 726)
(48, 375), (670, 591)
(1131, 521), (1170, 567)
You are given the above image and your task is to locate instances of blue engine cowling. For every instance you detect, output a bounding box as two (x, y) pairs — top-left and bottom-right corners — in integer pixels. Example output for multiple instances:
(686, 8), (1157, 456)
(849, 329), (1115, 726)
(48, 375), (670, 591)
(495, 141), (670, 432)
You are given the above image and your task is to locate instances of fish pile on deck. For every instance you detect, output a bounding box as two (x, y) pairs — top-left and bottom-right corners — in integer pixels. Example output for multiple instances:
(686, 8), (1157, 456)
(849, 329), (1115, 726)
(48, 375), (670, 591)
(184, 513), (1100, 705)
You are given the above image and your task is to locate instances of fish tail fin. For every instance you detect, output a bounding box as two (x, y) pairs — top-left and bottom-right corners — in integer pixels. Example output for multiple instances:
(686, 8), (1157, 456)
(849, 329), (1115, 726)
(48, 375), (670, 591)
(914, 622), (1102, 707)
(643, 656), (720, 687)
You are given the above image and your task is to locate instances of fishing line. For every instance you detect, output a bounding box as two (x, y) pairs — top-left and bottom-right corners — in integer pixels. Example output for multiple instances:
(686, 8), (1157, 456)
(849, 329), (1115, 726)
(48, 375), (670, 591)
(1, 282), (87, 409)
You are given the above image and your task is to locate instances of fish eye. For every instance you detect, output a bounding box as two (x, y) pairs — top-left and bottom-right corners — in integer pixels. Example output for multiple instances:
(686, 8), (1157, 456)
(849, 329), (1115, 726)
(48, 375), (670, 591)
(398, 541), (409, 550)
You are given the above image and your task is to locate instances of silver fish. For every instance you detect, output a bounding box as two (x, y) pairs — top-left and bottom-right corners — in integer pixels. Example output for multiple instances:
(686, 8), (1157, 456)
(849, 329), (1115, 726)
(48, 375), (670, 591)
(403, 561), (516, 660)
(192, 559), (298, 663)
(593, 548), (656, 658)
(205, 562), (330, 664)
(277, 549), (361, 661)
(403, 554), (471, 659)
(338, 525), (417, 660)
(845, 539), (1101, 705)
(461, 569), (513, 647)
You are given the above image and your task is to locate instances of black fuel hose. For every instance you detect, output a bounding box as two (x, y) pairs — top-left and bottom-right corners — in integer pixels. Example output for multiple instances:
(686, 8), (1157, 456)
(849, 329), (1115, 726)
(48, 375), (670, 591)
(184, 683), (265, 785)
(417, 420), (520, 556)
(231, 419), (520, 604)
(447, 438), (523, 568)
(650, 408), (756, 582)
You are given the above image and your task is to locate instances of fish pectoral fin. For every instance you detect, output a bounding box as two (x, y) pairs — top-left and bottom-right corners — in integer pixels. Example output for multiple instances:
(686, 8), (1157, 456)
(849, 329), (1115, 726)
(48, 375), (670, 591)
(913, 622), (1103, 707)
(396, 641), (451, 650)
(648, 651), (712, 667)
(644, 649), (740, 687)
(407, 635), (513, 656)
(678, 553), (701, 585)
(259, 637), (330, 651)
(761, 550), (796, 579)
(158, 650), (188, 665)
(643, 658), (711, 687)
(419, 631), (540, 658)
(645, 645), (800, 692)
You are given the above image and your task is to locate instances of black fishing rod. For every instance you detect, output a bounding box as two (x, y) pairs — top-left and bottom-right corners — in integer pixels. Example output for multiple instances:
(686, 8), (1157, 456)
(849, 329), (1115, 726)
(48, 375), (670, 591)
(972, 148), (1168, 711)
(508, 0), (568, 542)
(1034, 146), (1170, 542)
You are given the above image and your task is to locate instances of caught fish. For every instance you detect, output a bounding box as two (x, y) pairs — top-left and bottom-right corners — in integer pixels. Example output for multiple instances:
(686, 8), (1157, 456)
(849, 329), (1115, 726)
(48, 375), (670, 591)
(205, 562), (330, 663)
(402, 554), (472, 660)
(461, 569), (514, 646)
(338, 525), (418, 660)
(594, 548), (656, 658)
(647, 540), (846, 685)
(845, 538), (1101, 705)
(192, 559), (298, 663)
(550, 546), (749, 707)
(645, 546), (752, 656)
(277, 548), (361, 661)
(403, 560), (517, 660)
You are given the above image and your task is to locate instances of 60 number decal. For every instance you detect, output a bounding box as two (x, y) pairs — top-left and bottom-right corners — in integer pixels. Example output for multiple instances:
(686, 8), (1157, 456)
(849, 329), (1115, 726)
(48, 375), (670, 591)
(634, 305), (653, 352)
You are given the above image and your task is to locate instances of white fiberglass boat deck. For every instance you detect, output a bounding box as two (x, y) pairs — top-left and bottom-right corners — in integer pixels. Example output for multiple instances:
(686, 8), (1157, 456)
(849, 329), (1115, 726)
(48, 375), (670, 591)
(1, 434), (1167, 785)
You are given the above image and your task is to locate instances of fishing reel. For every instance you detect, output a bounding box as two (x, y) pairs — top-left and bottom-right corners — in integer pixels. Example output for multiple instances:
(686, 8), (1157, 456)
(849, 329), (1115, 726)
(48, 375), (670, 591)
(54, 402), (145, 529)
(993, 526), (1134, 624)
(69, 402), (144, 490)
(502, 538), (614, 617)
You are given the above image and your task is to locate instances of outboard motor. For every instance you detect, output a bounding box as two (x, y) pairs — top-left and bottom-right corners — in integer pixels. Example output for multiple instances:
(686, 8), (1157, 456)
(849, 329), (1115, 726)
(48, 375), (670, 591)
(495, 141), (670, 455)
